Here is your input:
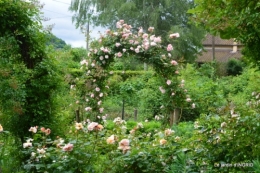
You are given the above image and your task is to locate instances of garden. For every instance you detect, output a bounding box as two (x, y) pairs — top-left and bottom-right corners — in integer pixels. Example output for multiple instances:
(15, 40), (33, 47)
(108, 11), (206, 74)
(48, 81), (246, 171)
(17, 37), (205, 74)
(1, 0), (260, 173)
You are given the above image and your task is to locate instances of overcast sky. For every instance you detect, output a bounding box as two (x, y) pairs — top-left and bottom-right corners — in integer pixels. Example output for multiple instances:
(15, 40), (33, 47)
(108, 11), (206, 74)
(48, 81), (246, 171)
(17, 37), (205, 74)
(40, 0), (105, 48)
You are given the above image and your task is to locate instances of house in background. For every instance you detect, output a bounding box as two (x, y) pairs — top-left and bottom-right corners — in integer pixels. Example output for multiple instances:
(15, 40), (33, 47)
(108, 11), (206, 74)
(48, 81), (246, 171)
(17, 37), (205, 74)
(197, 34), (243, 63)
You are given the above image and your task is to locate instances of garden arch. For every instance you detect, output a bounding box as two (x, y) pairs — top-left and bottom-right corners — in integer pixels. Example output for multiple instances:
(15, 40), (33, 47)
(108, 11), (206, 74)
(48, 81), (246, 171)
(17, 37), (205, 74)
(77, 20), (193, 125)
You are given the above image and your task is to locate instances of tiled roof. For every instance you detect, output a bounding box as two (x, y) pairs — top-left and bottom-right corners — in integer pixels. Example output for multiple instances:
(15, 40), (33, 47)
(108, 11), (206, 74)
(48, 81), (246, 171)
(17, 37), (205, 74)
(197, 34), (243, 62)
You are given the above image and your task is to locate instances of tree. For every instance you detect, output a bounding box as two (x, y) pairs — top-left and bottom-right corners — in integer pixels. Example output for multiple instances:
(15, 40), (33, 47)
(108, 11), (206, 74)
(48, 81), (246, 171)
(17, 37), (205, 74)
(0, 0), (62, 141)
(69, 0), (205, 62)
(188, 0), (260, 64)
(46, 33), (67, 49)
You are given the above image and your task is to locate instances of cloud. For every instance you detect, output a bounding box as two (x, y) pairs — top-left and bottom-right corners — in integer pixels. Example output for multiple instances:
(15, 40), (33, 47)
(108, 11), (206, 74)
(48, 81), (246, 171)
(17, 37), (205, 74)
(40, 0), (105, 48)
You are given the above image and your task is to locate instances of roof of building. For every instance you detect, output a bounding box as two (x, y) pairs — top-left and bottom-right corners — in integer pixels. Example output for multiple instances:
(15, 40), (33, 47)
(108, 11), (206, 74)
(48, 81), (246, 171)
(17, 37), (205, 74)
(197, 34), (243, 62)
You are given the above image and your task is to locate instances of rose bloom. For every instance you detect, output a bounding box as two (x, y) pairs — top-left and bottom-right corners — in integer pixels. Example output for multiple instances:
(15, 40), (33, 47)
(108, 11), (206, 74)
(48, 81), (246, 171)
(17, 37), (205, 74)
(29, 126), (38, 133)
(166, 80), (171, 85)
(171, 60), (178, 66)
(106, 135), (116, 144)
(0, 124), (3, 132)
(87, 122), (98, 131)
(153, 36), (161, 43)
(75, 122), (84, 130)
(95, 87), (100, 92)
(117, 52), (123, 57)
(192, 103), (196, 109)
(118, 139), (131, 153)
(148, 27), (154, 32)
(150, 42), (157, 46)
(164, 129), (174, 136)
(175, 136), (181, 142)
(160, 139), (167, 145)
(62, 143), (74, 152)
(221, 122), (227, 128)
(95, 124), (104, 131)
(169, 33), (180, 38)
(142, 33), (148, 39)
(85, 107), (92, 111)
(130, 129), (135, 134)
(23, 139), (33, 148)
(115, 43), (121, 47)
(167, 44), (173, 51)
(37, 148), (46, 155)
(186, 98), (192, 102)
(159, 86), (166, 94)
(44, 128), (51, 135)
(99, 107), (104, 113)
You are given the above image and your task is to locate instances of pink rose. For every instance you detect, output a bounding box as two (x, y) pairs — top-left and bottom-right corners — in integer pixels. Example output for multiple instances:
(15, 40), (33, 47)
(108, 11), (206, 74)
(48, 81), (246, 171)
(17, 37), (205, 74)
(171, 60), (178, 66)
(169, 33), (180, 38)
(167, 44), (173, 51)
(118, 139), (131, 153)
(87, 122), (98, 131)
(62, 143), (74, 152)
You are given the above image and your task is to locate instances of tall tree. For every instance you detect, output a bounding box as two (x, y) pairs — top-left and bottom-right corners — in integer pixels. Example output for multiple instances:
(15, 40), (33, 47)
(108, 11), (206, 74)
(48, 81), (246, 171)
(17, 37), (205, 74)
(0, 0), (62, 142)
(70, 0), (205, 62)
(189, 0), (260, 64)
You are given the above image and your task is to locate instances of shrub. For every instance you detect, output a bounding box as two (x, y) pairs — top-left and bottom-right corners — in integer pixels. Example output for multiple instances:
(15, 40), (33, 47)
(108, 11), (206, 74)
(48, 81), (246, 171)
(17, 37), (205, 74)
(227, 58), (243, 76)
(186, 95), (260, 172)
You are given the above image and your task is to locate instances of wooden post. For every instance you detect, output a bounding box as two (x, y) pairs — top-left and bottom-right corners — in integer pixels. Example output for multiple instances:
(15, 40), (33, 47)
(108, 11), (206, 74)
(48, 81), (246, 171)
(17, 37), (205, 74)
(170, 108), (180, 126)
(122, 99), (125, 120)
(134, 109), (138, 121)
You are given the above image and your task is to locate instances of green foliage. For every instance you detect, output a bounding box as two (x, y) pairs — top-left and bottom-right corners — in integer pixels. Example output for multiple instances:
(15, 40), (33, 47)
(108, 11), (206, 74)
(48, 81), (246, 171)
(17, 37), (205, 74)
(0, 132), (24, 172)
(226, 58), (243, 76)
(0, 0), (64, 142)
(187, 98), (260, 172)
(180, 64), (227, 115)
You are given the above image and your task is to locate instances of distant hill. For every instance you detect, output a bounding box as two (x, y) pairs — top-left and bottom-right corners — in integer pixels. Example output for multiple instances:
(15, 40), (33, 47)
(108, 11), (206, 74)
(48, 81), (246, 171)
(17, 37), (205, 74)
(46, 33), (67, 49)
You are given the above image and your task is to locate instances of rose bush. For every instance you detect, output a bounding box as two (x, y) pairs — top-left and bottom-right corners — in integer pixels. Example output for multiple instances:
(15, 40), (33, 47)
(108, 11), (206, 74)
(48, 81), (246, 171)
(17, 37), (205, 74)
(21, 116), (194, 172)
